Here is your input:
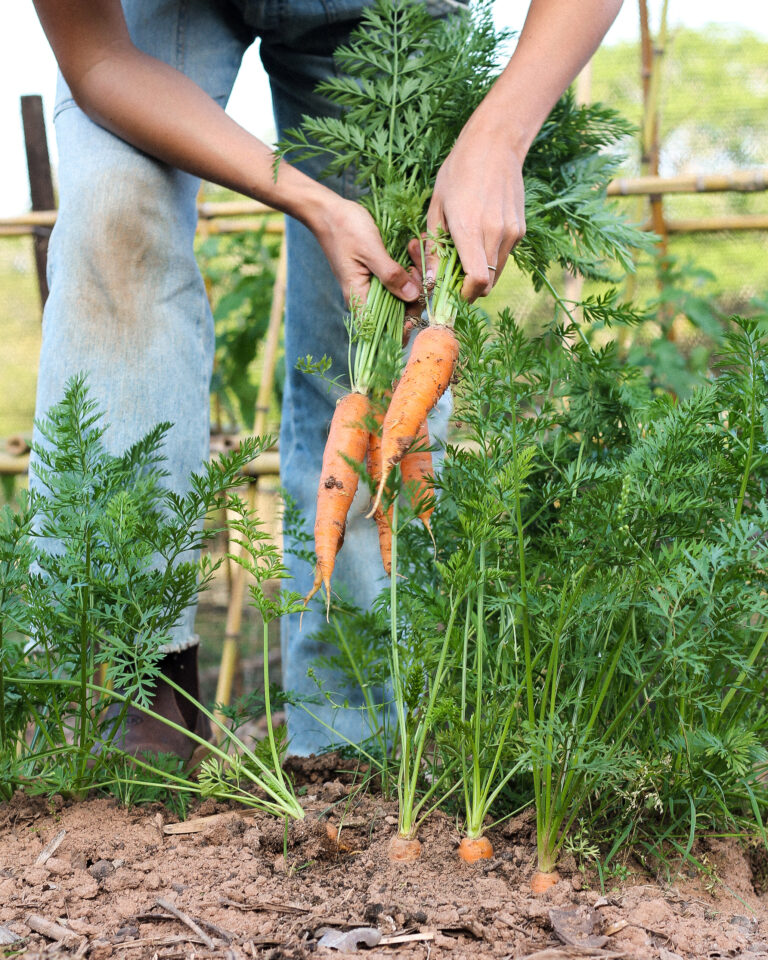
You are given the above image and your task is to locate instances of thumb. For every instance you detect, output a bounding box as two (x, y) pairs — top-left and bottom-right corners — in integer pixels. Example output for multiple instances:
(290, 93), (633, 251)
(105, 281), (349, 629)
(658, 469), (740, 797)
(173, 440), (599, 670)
(366, 244), (420, 303)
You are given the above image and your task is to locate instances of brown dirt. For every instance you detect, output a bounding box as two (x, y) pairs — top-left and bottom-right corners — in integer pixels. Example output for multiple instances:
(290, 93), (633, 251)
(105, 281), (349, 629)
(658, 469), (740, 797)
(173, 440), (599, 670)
(2, 759), (768, 959)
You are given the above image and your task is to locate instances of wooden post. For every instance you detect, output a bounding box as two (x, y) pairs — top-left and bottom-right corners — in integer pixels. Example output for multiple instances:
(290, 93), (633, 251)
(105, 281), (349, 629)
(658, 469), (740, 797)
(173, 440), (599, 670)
(623, 0), (668, 311)
(214, 237), (288, 732)
(640, 0), (669, 255)
(21, 95), (56, 309)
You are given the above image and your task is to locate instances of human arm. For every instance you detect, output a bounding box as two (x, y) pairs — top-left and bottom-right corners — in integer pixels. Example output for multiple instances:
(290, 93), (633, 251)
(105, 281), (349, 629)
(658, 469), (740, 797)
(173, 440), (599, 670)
(425, 0), (624, 301)
(32, 0), (421, 306)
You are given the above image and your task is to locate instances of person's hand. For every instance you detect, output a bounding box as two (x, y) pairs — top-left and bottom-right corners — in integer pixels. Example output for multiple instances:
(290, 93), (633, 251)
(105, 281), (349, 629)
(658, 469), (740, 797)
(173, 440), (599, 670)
(422, 104), (526, 302)
(310, 195), (421, 308)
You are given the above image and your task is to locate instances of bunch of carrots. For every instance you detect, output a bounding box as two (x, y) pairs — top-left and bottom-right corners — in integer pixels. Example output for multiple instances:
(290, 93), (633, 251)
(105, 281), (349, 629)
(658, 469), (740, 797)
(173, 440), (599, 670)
(279, 0), (498, 611)
(280, 0), (651, 869)
(305, 276), (459, 612)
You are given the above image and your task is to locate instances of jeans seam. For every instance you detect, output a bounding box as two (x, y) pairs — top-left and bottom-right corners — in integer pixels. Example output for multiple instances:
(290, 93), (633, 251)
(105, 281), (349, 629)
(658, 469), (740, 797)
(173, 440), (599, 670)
(53, 98), (77, 122)
(175, 0), (189, 73)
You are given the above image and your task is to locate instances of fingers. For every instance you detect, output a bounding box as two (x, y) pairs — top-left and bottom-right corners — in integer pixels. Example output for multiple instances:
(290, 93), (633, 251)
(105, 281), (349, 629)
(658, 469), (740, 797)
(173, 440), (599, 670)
(424, 204), (444, 286)
(425, 198), (526, 303)
(365, 246), (420, 303)
(407, 236), (425, 274)
(463, 213), (526, 301)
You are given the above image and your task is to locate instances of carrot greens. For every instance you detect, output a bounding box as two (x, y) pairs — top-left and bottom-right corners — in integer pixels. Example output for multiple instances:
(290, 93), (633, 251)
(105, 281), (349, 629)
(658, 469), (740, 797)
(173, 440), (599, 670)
(0, 377), (304, 819)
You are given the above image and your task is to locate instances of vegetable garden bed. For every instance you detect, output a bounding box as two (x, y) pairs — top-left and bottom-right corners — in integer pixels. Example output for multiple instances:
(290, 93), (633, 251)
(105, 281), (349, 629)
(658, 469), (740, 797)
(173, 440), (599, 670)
(2, 764), (768, 959)
(4, 2), (768, 956)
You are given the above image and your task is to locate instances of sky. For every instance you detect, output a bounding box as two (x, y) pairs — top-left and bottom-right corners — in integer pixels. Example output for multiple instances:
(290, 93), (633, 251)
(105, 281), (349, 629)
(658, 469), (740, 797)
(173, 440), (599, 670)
(1, 0), (766, 218)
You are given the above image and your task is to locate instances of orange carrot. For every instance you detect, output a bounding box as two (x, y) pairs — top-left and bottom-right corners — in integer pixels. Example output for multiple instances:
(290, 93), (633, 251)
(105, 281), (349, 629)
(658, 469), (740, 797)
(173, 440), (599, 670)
(388, 835), (422, 861)
(369, 325), (458, 516)
(399, 418), (434, 535)
(367, 413), (394, 575)
(304, 391), (370, 611)
(457, 836), (493, 863)
(530, 870), (560, 894)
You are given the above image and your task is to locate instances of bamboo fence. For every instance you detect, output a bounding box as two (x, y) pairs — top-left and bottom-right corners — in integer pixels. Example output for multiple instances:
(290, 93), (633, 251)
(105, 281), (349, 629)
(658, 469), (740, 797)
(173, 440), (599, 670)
(2, 168), (768, 240)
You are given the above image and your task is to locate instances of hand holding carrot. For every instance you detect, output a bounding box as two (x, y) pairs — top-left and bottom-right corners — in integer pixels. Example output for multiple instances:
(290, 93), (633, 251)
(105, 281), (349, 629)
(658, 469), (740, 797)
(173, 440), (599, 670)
(424, 111), (526, 302)
(422, 0), (624, 301)
(308, 196), (421, 308)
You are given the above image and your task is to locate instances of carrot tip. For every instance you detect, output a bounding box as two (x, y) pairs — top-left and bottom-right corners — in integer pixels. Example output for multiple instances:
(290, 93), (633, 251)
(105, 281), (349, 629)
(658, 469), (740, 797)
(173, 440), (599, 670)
(423, 517), (436, 555)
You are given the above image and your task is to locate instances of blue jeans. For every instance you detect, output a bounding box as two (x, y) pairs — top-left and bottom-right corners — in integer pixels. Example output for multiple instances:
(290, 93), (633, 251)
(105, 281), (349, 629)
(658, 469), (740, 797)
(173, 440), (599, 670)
(34, 0), (450, 755)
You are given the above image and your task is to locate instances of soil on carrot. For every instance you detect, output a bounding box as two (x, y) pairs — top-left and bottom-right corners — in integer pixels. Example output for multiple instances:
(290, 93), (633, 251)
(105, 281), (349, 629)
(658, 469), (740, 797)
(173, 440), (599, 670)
(2, 755), (768, 959)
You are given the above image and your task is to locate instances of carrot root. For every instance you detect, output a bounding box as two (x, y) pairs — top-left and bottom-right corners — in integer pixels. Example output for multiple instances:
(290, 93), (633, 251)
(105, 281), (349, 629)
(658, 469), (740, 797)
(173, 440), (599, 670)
(368, 325), (458, 518)
(400, 417), (435, 536)
(304, 391), (370, 614)
(388, 835), (422, 862)
(530, 870), (560, 894)
(457, 836), (493, 863)
(367, 409), (393, 575)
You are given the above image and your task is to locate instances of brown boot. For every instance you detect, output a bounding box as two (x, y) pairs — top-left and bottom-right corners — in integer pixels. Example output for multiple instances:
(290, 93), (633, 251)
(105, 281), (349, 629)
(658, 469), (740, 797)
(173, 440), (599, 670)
(99, 648), (210, 761)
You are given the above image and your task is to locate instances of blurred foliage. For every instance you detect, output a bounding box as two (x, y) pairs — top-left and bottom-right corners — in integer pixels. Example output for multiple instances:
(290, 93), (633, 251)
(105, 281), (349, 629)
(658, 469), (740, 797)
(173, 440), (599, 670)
(196, 226), (282, 433)
(593, 26), (768, 175)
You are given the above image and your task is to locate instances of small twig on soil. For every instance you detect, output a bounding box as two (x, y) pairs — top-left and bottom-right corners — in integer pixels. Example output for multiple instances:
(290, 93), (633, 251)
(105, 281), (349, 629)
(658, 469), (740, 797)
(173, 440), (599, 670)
(26, 914), (80, 949)
(155, 897), (216, 950)
(440, 920), (485, 940)
(74, 936), (90, 959)
(0, 926), (21, 945)
(113, 934), (208, 950)
(218, 897), (308, 915)
(496, 912), (531, 936)
(217, 896), (365, 932)
(35, 828), (66, 865)
(379, 931), (436, 946)
(132, 911), (234, 943)
(520, 948), (627, 960)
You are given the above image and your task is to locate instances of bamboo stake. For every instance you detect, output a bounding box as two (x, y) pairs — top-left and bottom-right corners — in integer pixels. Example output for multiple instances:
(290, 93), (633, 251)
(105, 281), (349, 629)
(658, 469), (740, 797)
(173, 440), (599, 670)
(0, 449), (281, 478)
(645, 0), (669, 256)
(662, 214), (768, 233)
(623, 0), (667, 316)
(198, 200), (274, 218)
(213, 237), (287, 729)
(608, 169), (768, 195)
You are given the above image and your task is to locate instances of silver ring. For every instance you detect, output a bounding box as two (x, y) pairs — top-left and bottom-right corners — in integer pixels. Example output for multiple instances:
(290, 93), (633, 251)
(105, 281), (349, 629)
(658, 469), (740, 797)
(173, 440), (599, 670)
(487, 264), (497, 272)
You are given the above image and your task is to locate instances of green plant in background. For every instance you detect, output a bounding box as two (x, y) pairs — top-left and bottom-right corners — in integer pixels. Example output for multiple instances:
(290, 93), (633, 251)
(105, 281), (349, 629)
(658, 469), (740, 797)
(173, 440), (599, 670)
(197, 227), (280, 432)
(0, 376), (304, 820)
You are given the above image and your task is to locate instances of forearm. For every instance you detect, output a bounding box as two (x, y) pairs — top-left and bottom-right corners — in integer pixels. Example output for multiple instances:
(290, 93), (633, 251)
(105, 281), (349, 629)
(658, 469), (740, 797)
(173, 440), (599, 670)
(68, 49), (333, 228)
(481, 0), (623, 159)
(33, 0), (421, 305)
(426, 0), (622, 300)
(33, 0), (334, 230)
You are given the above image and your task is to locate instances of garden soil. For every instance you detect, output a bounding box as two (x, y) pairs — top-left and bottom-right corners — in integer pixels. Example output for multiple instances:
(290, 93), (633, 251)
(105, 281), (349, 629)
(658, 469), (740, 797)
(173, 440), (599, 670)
(2, 754), (768, 960)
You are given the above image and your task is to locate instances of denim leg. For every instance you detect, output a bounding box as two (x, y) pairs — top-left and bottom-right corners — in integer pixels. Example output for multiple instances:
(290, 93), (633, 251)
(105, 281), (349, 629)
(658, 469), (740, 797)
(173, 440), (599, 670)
(33, 0), (253, 652)
(259, 1), (451, 755)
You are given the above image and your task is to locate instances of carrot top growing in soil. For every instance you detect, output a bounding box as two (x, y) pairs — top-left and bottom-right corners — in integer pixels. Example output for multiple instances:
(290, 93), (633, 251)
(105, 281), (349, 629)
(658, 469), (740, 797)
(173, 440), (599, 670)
(0, 377), (304, 820)
(320, 307), (768, 877)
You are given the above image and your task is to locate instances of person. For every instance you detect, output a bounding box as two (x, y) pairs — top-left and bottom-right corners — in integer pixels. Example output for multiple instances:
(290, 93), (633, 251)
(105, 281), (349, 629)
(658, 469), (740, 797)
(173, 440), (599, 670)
(31, 0), (623, 757)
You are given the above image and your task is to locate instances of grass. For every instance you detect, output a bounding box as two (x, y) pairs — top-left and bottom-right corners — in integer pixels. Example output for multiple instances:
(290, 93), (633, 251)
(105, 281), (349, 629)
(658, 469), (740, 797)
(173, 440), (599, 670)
(0, 237), (41, 438)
